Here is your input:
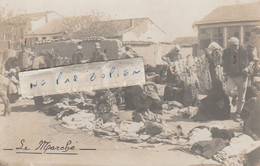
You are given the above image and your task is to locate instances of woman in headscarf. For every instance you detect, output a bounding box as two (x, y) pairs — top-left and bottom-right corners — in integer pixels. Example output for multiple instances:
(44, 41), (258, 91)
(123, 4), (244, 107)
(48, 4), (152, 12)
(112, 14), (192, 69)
(207, 42), (224, 85)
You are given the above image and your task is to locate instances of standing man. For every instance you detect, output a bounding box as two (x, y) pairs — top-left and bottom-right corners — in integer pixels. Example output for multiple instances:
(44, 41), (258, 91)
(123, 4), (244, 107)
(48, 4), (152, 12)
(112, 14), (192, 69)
(222, 37), (255, 121)
(161, 45), (182, 83)
(89, 42), (108, 62)
(71, 45), (84, 64)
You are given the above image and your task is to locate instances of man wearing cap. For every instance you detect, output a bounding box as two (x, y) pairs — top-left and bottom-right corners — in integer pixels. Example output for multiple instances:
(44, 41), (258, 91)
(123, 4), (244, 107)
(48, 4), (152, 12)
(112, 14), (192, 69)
(161, 45), (182, 85)
(89, 42), (108, 62)
(71, 45), (84, 64)
(222, 37), (255, 121)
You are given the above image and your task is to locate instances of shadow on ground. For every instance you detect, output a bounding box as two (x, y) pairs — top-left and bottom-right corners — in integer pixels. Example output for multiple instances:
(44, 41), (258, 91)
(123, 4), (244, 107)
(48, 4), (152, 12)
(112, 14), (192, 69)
(11, 104), (37, 112)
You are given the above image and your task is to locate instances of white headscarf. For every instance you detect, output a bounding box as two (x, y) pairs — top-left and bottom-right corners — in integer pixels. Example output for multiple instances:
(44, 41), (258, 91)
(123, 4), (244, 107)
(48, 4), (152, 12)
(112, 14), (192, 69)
(208, 42), (223, 54)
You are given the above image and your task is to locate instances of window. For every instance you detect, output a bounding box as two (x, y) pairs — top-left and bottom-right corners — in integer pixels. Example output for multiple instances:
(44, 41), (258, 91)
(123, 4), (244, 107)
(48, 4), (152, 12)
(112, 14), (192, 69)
(212, 28), (223, 47)
(200, 29), (206, 34)
(245, 32), (251, 42)
(200, 39), (211, 49)
(53, 36), (58, 39)
(42, 37), (46, 40)
(234, 32), (239, 39)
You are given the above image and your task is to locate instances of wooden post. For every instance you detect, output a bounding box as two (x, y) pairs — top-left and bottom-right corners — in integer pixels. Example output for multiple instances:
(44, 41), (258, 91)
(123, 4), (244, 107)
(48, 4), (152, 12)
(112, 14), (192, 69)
(223, 27), (227, 48)
(240, 26), (244, 45)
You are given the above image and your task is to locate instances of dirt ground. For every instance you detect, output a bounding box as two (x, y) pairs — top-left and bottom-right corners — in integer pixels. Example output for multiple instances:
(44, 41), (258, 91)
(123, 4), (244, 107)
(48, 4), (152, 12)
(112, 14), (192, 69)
(0, 90), (242, 166)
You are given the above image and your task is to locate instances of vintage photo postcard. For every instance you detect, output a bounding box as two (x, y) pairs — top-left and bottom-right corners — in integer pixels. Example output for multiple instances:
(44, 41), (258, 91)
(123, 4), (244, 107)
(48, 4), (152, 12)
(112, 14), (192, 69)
(0, 0), (260, 165)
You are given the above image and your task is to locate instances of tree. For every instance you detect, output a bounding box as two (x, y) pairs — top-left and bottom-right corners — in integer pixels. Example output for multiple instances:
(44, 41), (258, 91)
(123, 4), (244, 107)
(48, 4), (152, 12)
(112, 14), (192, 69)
(55, 9), (112, 39)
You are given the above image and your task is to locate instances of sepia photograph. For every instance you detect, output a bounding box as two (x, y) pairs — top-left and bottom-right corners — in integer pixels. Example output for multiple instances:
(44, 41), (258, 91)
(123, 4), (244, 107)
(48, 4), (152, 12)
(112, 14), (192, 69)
(0, 0), (260, 165)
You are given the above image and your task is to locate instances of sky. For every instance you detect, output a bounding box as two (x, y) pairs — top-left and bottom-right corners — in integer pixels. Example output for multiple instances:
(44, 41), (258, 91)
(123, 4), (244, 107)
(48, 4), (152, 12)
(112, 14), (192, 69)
(3, 0), (260, 41)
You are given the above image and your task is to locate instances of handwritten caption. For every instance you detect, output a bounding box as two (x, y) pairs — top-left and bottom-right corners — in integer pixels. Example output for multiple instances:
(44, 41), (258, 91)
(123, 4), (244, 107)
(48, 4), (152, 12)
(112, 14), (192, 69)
(19, 58), (145, 96)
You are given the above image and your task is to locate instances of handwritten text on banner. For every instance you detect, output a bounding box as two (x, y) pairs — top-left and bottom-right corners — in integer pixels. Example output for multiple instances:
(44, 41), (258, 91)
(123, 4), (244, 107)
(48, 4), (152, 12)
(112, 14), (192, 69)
(19, 58), (145, 96)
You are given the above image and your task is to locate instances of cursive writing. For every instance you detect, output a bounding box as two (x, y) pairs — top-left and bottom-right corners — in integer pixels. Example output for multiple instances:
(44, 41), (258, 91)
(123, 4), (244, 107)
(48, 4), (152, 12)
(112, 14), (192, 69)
(29, 66), (142, 89)
(16, 139), (75, 154)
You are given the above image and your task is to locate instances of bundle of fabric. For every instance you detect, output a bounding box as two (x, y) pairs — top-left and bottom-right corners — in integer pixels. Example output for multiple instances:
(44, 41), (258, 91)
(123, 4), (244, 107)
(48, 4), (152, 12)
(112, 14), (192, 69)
(95, 89), (119, 123)
(132, 82), (163, 114)
(162, 101), (183, 114)
(93, 119), (118, 137)
(243, 90), (260, 139)
(163, 73), (185, 104)
(139, 121), (179, 145)
(215, 65), (225, 83)
(118, 135), (143, 143)
(137, 121), (165, 137)
(182, 68), (200, 107)
(191, 138), (229, 159)
(110, 88), (124, 105)
(177, 106), (199, 119)
(115, 120), (145, 143)
(213, 134), (260, 166)
(148, 136), (178, 145)
(124, 85), (143, 110)
(187, 126), (212, 145)
(132, 105), (162, 123)
(194, 55), (212, 94)
(61, 111), (96, 131)
(210, 127), (234, 141)
(244, 147), (260, 166)
(114, 120), (144, 136)
(42, 102), (81, 116)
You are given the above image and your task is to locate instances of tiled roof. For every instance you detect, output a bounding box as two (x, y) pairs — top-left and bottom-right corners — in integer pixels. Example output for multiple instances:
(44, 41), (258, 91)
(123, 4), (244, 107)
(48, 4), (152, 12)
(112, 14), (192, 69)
(84, 18), (154, 37)
(28, 17), (164, 37)
(197, 2), (260, 25)
(173, 37), (198, 45)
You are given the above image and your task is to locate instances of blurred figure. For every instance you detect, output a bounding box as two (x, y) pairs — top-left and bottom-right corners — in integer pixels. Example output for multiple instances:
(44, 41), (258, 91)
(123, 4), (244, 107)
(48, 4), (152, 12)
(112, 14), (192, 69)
(31, 53), (45, 69)
(162, 45), (182, 64)
(6, 69), (20, 103)
(241, 86), (258, 140)
(0, 73), (11, 116)
(182, 67), (200, 107)
(163, 73), (184, 104)
(31, 52), (46, 108)
(71, 45), (84, 64)
(247, 44), (258, 86)
(89, 42), (108, 62)
(122, 45), (139, 59)
(5, 57), (18, 72)
(18, 44), (34, 71)
(194, 80), (230, 121)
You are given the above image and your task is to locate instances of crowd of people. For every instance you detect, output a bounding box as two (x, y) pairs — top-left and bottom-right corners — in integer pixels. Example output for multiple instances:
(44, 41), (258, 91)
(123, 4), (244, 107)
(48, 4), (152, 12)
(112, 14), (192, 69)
(1, 37), (260, 141)
(161, 37), (260, 140)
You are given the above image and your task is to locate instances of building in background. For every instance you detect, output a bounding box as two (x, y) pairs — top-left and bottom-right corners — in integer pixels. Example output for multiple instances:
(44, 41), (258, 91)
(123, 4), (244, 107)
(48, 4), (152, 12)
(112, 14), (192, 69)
(0, 11), (62, 50)
(195, 2), (260, 51)
(173, 36), (198, 57)
(84, 18), (167, 43)
(25, 11), (63, 46)
(26, 19), (65, 44)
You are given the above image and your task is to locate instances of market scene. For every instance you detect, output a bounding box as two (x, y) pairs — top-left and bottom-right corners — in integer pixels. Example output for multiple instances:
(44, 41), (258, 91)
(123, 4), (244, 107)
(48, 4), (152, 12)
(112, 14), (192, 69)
(0, 0), (260, 166)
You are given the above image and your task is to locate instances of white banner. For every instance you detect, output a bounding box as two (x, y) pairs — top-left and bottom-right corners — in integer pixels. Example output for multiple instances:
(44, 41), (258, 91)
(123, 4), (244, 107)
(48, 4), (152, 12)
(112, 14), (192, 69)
(19, 58), (145, 96)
